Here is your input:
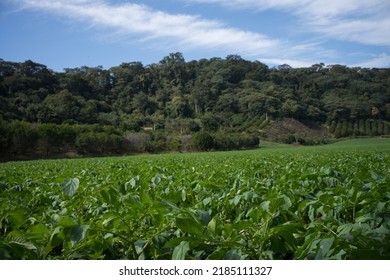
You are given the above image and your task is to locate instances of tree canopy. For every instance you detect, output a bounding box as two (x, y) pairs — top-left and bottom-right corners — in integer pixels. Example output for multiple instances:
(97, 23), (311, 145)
(1, 53), (390, 159)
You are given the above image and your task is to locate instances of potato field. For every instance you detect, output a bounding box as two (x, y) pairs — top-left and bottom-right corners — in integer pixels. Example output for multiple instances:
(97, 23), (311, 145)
(1, 139), (389, 260)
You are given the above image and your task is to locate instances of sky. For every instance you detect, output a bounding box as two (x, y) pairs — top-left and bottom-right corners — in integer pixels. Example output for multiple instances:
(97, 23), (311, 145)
(1, 0), (390, 72)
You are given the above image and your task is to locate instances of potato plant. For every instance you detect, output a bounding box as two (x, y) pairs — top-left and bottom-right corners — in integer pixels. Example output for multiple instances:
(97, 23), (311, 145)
(0, 139), (389, 259)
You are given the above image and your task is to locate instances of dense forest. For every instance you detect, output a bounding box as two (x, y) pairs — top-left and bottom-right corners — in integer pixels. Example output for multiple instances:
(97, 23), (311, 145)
(1, 53), (390, 160)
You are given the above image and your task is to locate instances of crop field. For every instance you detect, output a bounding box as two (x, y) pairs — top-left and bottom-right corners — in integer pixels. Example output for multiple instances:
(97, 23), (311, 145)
(1, 138), (390, 260)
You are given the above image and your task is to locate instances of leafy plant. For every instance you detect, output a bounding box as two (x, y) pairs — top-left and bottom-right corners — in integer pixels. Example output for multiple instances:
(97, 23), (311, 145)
(0, 139), (389, 259)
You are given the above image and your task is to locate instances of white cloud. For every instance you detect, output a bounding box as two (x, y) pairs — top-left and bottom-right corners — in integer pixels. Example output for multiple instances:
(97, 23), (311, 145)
(352, 53), (390, 68)
(12, 0), (388, 68)
(187, 0), (390, 46)
(258, 57), (313, 68)
(186, 0), (310, 11)
(14, 0), (287, 57)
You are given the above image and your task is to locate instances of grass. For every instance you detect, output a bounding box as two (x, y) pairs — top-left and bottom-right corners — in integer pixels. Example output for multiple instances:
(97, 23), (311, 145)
(258, 137), (390, 152)
(327, 137), (390, 149)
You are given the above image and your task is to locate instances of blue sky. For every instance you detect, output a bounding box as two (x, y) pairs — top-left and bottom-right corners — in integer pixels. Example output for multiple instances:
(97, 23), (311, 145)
(1, 0), (390, 71)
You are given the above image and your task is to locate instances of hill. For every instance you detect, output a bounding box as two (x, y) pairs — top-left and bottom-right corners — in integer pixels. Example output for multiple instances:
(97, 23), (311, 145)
(1, 54), (390, 160)
(262, 118), (332, 145)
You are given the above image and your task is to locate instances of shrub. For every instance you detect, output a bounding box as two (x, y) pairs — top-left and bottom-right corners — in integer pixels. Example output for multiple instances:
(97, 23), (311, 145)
(124, 132), (151, 152)
(76, 132), (124, 154)
(190, 131), (214, 151)
(214, 132), (259, 150)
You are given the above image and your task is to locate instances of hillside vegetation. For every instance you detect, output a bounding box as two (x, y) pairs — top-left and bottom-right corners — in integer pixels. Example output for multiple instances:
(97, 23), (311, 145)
(1, 54), (390, 159)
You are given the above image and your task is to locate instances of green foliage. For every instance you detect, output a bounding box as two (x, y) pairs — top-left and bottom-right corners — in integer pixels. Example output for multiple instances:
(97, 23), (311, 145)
(0, 139), (390, 259)
(62, 178), (80, 197)
(1, 56), (390, 160)
(76, 132), (123, 155)
(1, 57), (389, 149)
(213, 132), (259, 150)
(190, 131), (214, 151)
(172, 241), (190, 260)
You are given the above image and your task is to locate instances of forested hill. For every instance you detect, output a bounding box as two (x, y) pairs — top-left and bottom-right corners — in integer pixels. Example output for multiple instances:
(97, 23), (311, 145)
(1, 53), (390, 159)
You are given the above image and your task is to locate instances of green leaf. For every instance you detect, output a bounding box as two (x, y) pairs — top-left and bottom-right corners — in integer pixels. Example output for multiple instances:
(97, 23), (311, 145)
(57, 216), (76, 227)
(315, 237), (334, 260)
(8, 236), (37, 251)
(134, 239), (148, 255)
(7, 237), (38, 259)
(151, 174), (162, 185)
(2, 233), (38, 259)
(62, 178), (80, 197)
(102, 216), (116, 227)
(172, 241), (190, 260)
(203, 197), (211, 206)
(207, 248), (227, 260)
(9, 209), (27, 228)
(197, 209), (211, 226)
(124, 194), (142, 207)
(370, 171), (385, 183)
(134, 239), (148, 260)
(129, 178), (137, 188)
(29, 224), (49, 240)
(243, 191), (260, 202)
(260, 200), (270, 212)
(231, 195), (241, 206)
(271, 223), (303, 249)
(207, 216), (217, 234)
(108, 187), (119, 203)
(48, 226), (63, 245)
(224, 248), (242, 260)
(140, 187), (151, 205)
(100, 189), (110, 203)
(162, 199), (179, 210)
(181, 189), (186, 202)
(268, 194), (292, 213)
(176, 214), (204, 236)
(279, 195), (292, 211)
(164, 237), (191, 248)
(70, 225), (89, 246)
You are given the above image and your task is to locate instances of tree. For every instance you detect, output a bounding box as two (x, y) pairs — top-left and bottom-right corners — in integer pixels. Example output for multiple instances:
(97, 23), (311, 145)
(201, 113), (220, 131)
(1, 54), (390, 160)
(42, 90), (84, 123)
(190, 131), (214, 151)
(169, 96), (193, 118)
(158, 52), (186, 86)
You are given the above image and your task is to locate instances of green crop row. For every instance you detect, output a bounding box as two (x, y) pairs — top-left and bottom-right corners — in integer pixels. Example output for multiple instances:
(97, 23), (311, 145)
(0, 139), (389, 259)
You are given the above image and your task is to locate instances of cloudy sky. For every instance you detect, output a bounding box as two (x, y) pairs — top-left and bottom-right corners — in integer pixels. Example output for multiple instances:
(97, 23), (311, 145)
(1, 0), (390, 71)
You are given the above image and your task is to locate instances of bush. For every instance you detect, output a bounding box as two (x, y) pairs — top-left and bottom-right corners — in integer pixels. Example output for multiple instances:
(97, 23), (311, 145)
(190, 131), (214, 151)
(124, 132), (151, 152)
(9, 121), (39, 154)
(213, 133), (236, 150)
(213, 132), (259, 150)
(36, 123), (77, 154)
(76, 132), (124, 154)
(166, 136), (181, 151)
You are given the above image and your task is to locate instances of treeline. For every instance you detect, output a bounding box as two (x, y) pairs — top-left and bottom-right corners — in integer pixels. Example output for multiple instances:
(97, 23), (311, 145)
(1, 54), (390, 159)
(0, 120), (259, 160)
